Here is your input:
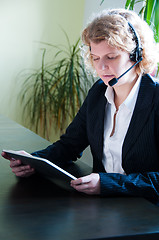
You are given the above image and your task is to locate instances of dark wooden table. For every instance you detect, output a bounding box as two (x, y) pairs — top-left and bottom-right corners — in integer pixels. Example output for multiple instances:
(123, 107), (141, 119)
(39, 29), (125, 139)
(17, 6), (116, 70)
(0, 114), (159, 240)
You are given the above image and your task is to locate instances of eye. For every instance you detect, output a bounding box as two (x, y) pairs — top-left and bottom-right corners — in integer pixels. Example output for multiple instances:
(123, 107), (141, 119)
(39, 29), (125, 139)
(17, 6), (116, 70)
(92, 57), (100, 62)
(107, 55), (118, 60)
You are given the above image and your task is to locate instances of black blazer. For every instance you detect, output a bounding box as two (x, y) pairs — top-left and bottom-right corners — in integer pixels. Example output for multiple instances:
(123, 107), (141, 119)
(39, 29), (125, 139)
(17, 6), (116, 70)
(33, 74), (159, 205)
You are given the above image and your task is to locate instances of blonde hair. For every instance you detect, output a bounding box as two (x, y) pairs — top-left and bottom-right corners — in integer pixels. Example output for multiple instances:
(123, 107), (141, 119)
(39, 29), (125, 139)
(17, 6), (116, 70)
(81, 8), (159, 75)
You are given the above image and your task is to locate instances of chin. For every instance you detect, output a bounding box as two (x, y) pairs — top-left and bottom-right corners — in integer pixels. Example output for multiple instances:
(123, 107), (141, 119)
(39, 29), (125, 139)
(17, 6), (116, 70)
(101, 79), (110, 86)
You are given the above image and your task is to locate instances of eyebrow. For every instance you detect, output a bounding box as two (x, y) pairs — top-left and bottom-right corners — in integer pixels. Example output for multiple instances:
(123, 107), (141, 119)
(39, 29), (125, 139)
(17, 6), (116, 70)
(90, 53), (98, 57)
(90, 52), (117, 57)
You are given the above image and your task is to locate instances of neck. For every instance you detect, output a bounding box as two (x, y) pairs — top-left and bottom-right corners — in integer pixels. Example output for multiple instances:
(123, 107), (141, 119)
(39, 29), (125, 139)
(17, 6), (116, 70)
(113, 75), (138, 110)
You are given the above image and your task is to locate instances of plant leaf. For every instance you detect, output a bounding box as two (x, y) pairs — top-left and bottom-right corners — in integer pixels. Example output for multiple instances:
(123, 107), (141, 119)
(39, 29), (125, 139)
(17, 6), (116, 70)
(125, 0), (132, 9)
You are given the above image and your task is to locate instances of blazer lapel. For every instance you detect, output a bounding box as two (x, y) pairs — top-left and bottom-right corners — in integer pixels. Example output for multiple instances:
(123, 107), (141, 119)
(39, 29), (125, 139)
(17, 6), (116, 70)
(122, 74), (156, 162)
(96, 94), (107, 161)
(88, 80), (107, 163)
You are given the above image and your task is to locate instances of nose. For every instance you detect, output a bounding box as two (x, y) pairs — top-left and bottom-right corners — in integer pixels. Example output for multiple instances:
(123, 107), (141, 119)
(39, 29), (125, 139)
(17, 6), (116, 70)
(98, 59), (108, 71)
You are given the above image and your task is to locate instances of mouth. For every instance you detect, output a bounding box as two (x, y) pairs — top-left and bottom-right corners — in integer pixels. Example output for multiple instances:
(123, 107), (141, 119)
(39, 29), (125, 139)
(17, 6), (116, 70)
(101, 74), (115, 79)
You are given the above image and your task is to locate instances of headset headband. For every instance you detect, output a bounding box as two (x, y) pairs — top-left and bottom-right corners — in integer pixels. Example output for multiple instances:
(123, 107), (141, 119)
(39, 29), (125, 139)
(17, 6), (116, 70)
(128, 22), (143, 62)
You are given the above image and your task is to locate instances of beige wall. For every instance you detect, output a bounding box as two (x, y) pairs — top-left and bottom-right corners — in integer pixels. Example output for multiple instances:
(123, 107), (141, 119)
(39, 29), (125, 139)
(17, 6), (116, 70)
(0, 0), (85, 141)
(83, 0), (126, 26)
(83, 0), (142, 26)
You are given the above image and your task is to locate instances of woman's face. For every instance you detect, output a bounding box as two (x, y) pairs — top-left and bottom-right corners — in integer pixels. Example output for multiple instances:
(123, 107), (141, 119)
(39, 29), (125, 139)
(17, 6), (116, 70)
(90, 40), (137, 87)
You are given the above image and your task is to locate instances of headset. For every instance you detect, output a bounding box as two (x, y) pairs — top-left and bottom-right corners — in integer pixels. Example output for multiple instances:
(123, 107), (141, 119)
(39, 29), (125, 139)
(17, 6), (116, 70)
(108, 21), (143, 86)
(128, 22), (143, 62)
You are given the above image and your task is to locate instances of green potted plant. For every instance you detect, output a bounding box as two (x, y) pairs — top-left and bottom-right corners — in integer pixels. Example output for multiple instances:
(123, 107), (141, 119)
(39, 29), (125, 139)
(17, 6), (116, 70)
(125, 0), (159, 42)
(19, 33), (94, 140)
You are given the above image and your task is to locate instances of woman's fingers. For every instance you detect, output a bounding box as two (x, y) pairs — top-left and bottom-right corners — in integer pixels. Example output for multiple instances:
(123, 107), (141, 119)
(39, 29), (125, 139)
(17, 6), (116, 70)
(2, 151), (35, 177)
(71, 173), (100, 195)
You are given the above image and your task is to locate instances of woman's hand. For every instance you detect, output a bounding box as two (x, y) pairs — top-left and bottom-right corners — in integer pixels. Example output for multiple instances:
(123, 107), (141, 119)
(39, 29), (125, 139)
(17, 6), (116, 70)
(70, 173), (100, 195)
(1, 151), (35, 177)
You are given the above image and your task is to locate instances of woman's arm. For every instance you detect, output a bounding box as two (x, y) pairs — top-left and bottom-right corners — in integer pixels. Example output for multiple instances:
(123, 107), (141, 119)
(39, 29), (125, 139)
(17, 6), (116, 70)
(99, 171), (159, 205)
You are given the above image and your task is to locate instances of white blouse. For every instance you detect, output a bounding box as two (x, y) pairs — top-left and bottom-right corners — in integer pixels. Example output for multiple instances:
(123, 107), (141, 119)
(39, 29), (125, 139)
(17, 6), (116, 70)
(102, 75), (141, 174)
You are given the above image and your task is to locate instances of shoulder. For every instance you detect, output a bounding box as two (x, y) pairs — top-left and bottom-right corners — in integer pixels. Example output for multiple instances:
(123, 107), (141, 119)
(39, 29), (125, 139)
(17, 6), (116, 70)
(78, 79), (107, 112)
(142, 73), (159, 86)
(134, 74), (158, 111)
(140, 74), (159, 97)
(143, 74), (159, 113)
(141, 73), (158, 84)
(87, 79), (107, 97)
(143, 74), (159, 96)
(152, 76), (159, 111)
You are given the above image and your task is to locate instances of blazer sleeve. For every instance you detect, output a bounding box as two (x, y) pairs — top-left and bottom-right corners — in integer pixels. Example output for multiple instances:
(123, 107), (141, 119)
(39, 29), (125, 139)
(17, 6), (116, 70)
(99, 172), (159, 205)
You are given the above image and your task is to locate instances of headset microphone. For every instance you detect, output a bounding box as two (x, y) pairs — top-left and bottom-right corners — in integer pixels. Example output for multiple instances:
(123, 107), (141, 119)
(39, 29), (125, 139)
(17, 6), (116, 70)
(108, 21), (143, 87)
(108, 58), (142, 86)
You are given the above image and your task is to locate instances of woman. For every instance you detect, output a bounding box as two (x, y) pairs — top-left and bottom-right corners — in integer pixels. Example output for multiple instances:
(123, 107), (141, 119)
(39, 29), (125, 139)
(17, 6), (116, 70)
(2, 9), (159, 204)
